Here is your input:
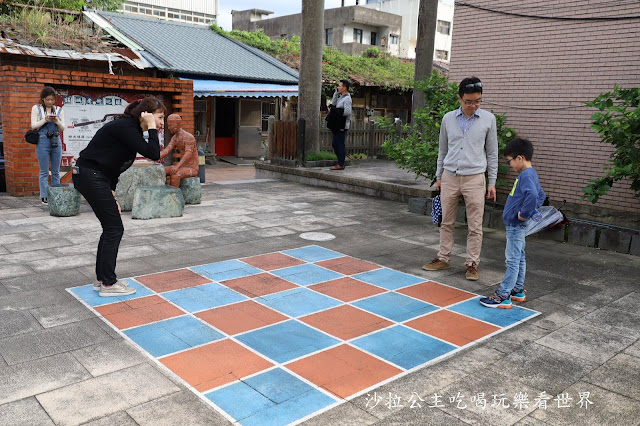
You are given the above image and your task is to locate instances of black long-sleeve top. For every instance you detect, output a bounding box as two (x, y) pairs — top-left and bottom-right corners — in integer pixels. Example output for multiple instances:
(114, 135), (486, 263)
(76, 116), (161, 190)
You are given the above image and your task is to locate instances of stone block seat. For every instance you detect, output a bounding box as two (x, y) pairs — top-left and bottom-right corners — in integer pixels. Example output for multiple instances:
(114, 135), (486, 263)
(132, 185), (185, 220)
(179, 176), (202, 204)
(48, 186), (80, 217)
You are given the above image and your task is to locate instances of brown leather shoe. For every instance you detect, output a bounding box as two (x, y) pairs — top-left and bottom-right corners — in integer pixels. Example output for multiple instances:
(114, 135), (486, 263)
(465, 264), (479, 281)
(422, 258), (450, 271)
(329, 165), (345, 170)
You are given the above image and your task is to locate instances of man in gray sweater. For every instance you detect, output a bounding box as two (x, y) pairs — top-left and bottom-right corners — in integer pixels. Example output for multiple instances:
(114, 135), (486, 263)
(328, 79), (352, 170)
(423, 77), (498, 280)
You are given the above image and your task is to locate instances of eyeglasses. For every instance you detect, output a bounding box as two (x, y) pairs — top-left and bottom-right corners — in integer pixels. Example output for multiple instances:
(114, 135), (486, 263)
(464, 82), (483, 91)
(463, 99), (482, 106)
(506, 156), (519, 165)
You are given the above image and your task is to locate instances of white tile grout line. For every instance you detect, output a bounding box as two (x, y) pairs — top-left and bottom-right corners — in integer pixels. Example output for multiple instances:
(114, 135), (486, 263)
(66, 244), (541, 424)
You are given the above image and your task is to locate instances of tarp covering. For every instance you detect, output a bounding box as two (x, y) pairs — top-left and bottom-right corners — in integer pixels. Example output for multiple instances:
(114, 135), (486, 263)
(187, 78), (298, 98)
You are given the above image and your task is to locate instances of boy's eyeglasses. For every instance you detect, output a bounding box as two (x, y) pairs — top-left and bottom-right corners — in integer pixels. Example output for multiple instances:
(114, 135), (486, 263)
(506, 156), (519, 165)
(463, 82), (483, 92)
(463, 99), (482, 106)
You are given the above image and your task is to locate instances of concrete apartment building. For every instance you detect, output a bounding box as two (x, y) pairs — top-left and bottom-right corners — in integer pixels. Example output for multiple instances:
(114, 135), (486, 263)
(362, 0), (454, 61)
(119, 0), (217, 25)
(232, 6), (402, 58)
(232, 0), (454, 62)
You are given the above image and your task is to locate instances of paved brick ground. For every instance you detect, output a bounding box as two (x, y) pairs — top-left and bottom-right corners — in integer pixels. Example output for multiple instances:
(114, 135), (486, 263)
(0, 162), (639, 425)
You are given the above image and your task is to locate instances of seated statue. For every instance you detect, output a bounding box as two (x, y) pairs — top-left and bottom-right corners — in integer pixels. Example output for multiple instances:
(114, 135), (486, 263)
(160, 113), (199, 187)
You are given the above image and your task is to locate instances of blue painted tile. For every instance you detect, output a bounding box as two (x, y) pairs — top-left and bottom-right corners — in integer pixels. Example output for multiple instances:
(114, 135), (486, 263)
(236, 320), (339, 363)
(352, 325), (456, 370)
(241, 388), (336, 426)
(448, 297), (538, 327)
(258, 288), (341, 317)
(206, 369), (336, 424)
(282, 246), (343, 262)
(163, 282), (247, 312)
(244, 368), (314, 404)
(353, 292), (438, 322)
(352, 268), (425, 290)
(191, 260), (263, 282)
(124, 316), (224, 357)
(69, 278), (152, 307)
(205, 380), (274, 420)
(270, 264), (343, 286)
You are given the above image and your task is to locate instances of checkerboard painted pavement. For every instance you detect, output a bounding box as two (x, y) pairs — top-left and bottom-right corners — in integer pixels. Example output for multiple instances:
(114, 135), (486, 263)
(68, 245), (540, 425)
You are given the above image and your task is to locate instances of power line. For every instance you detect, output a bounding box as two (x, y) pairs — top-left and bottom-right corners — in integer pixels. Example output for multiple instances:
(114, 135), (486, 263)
(455, 2), (640, 21)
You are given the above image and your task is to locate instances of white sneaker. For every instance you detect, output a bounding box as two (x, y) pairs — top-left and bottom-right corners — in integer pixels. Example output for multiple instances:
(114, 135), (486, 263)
(99, 280), (136, 297)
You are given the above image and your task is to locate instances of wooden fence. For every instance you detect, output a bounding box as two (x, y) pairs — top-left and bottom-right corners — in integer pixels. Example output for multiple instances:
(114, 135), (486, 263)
(269, 120), (298, 161)
(269, 119), (406, 164)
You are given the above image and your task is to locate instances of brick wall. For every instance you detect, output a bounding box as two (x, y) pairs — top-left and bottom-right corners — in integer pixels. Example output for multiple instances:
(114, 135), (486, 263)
(449, 0), (640, 218)
(0, 57), (193, 196)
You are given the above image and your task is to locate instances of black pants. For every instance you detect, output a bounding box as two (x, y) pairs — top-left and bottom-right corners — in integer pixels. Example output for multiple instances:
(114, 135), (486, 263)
(72, 168), (123, 286)
(331, 130), (347, 166)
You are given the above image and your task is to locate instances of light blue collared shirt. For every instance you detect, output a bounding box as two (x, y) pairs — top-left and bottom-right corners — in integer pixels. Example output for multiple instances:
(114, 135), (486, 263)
(455, 107), (479, 135)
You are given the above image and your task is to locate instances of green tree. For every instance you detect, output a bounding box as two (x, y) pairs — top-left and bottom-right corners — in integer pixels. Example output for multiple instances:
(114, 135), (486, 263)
(379, 70), (515, 186)
(6, 1), (122, 11)
(582, 85), (640, 203)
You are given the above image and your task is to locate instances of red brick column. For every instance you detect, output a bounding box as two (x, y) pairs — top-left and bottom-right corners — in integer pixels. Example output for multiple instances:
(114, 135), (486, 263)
(0, 65), (193, 196)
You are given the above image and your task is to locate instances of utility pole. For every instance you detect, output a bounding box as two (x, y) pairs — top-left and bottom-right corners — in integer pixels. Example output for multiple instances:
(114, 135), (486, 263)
(412, 0), (438, 119)
(298, 0), (325, 160)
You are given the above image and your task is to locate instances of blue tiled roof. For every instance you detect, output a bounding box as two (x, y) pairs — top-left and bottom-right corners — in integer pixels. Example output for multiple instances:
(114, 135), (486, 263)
(96, 11), (298, 84)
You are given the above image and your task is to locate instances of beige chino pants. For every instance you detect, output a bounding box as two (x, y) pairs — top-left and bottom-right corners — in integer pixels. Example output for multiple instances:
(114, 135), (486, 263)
(437, 171), (486, 267)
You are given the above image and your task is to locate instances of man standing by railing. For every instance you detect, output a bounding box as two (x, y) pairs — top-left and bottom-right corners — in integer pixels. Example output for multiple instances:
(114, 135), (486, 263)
(327, 79), (352, 170)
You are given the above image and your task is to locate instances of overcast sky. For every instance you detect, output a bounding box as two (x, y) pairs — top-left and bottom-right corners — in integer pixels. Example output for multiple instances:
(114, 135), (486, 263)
(217, 0), (454, 30)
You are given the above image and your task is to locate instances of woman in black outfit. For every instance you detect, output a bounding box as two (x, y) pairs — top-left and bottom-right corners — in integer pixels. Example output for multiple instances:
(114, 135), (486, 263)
(73, 97), (166, 297)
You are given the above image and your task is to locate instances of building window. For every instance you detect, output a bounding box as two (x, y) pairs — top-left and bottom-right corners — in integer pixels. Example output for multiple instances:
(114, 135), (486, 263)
(437, 20), (451, 35)
(370, 31), (377, 46)
(354, 28), (363, 43)
(389, 34), (398, 44)
(435, 49), (449, 60)
(325, 28), (333, 46)
(261, 101), (276, 132)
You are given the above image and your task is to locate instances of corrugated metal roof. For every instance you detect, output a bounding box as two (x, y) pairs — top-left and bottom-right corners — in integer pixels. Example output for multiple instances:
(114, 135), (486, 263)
(188, 78), (298, 98)
(0, 38), (149, 69)
(89, 11), (299, 84)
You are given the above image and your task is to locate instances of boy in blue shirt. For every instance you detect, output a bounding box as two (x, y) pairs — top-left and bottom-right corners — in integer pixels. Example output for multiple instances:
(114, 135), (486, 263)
(480, 137), (545, 308)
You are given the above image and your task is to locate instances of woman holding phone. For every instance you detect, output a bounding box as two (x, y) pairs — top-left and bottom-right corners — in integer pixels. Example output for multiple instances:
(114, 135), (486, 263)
(73, 97), (165, 297)
(30, 86), (66, 205)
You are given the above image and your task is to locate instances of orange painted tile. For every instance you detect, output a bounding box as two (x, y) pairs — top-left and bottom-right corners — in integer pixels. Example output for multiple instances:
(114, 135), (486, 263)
(135, 269), (212, 293)
(398, 281), (476, 307)
(287, 344), (401, 398)
(161, 339), (273, 392)
(221, 273), (298, 297)
(240, 253), (305, 271)
(405, 310), (501, 346)
(95, 295), (184, 330)
(315, 256), (380, 275)
(300, 305), (392, 340)
(308, 277), (386, 302)
(196, 300), (288, 335)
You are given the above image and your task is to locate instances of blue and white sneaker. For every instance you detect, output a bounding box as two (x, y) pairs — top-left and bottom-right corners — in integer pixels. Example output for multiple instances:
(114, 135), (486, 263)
(479, 293), (512, 309)
(510, 289), (526, 302)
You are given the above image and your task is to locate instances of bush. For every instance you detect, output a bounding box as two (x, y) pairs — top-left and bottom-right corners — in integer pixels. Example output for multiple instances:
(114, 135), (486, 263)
(305, 151), (337, 161)
(379, 70), (515, 186)
(582, 85), (640, 203)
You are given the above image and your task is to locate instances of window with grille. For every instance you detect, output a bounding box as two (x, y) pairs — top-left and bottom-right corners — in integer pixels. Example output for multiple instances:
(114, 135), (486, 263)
(437, 20), (451, 35)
